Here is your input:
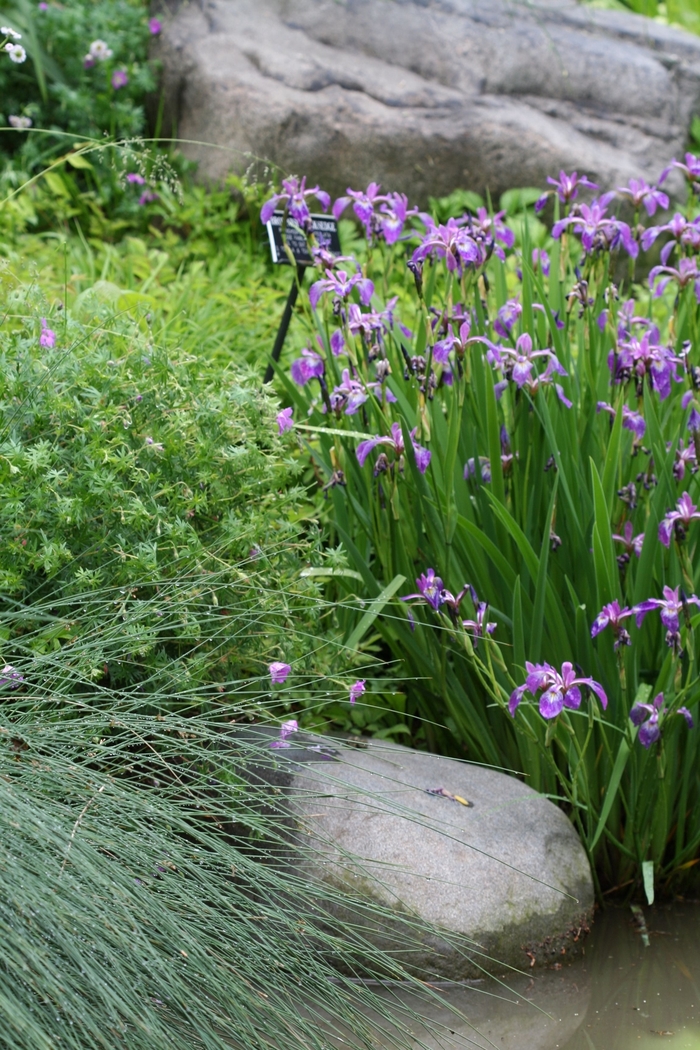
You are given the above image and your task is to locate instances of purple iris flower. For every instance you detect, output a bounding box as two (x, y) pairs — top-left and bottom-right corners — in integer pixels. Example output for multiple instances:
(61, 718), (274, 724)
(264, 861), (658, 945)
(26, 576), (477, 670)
(139, 190), (158, 206)
(616, 177), (669, 217)
(535, 171), (598, 214)
(411, 217), (484, 276)
(629, 693), (693, 749)
(269, 662), (292, 684)
(432, 317), (487, 365)
(356, 421), (431, 474)
(596, 401), (646, 442)
(552, 200), (638, 258)
(111, 69), (128, 90)
(328, 369), (368, 416)
(494, 298), (522, 340)
(39, 319), (56, 348)
(127, 172), (146, 185)
(349, 679), (366, 704)
(616, 298), (653, 341)
(658, 492), (700, 547)
(531, 248), (550, 276)
(650, 257), (700, 303)
(633, 585), (700, 654)
(462, 596), (497, 643)
(672, 439), (697, 481)
(402, 569), (444, 611)
(149, 17), (162, 34)
(464, 456), (492, 482)
(270, 718), (298, 748)
(276, 407), (293, 435)
(379, 193), (418, 244)
(509, 661), (608, 720)
(290, 348), (324, 386)
(612, 521), (644, 559)
(591, 600), (633, 649)
(663, 153), (700, 192)
(309, 269), (374, 310)
(333, 183), (387, 236)
(260, 176), (331, 231)
(471, 207), (514, 260)
(640, 213), (700, 264)
(0, 664), (24, 688)
(490, 333), (562, 388)
(610, 333), (680, 401)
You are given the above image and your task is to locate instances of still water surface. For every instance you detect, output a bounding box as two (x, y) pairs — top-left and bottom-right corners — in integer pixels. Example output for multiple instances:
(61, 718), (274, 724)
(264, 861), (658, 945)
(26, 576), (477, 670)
(365, 904), (700, 1050)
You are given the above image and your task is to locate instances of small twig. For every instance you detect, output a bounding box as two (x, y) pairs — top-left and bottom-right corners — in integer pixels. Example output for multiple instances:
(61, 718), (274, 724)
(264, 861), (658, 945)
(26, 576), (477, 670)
(59, 784), (105, 876)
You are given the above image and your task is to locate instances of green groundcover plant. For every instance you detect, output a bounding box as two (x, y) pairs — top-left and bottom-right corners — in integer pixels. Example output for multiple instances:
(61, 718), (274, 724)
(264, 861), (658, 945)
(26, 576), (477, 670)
(0, 268), (332, 696)
(272, 163), (700, 897)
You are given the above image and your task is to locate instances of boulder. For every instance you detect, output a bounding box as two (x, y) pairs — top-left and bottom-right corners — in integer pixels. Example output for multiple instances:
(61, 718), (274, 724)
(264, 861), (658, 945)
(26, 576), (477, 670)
(251, 732), (594, 979)
(154, 0), (700, 203)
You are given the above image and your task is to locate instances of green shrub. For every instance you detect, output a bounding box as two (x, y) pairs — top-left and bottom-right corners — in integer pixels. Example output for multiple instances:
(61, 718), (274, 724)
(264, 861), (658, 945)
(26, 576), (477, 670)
(0, 268), (328, 699)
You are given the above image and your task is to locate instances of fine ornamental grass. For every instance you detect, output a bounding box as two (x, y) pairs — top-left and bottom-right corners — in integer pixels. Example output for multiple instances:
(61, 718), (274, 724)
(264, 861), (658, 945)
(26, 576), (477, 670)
(272, 164), (700, 897)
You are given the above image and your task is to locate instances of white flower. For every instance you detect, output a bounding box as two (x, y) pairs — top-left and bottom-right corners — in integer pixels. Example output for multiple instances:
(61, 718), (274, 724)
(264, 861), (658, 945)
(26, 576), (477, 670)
(88, 39), (113, 60)
(8, 115), (32, 129)
(5, 43), (26, 62)
(1, 26), (22, 39)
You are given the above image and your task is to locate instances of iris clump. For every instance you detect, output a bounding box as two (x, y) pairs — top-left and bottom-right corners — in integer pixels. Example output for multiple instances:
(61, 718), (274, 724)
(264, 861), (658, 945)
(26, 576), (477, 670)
(271, 157), (700, 893)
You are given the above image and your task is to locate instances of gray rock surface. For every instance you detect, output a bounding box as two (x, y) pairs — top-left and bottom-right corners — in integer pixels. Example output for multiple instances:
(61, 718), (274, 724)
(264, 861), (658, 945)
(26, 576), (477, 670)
(155, 0), (700, 203)
(258, 735), (593, 979)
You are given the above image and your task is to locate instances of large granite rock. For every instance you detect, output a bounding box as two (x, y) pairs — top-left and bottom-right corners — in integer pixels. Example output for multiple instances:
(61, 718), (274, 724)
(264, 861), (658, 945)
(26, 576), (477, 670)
(155, 0), (700, 203)
(251, 733), (593, 979)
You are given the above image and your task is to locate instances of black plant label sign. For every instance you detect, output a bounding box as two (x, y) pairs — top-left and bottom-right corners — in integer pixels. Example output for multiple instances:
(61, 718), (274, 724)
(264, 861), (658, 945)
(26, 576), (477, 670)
(265, 210), (341, 265)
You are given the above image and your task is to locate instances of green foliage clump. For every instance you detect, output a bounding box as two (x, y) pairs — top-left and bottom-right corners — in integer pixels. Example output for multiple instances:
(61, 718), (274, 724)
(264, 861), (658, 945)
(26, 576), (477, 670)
(0, 268), (325, 697)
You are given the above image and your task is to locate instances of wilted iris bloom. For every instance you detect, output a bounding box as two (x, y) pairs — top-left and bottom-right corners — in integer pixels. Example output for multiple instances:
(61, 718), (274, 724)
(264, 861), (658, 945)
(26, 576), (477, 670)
(40, 319), (55, 348)
(658, 492), (700, 547)
(349, 680), (366, 704)
(402, 569), (445, 611)
(270, 719), (298, 748)
(260, 176), (330, 231)
(276, 407), (293, 434)
(269, 662), (291, 685)
(630, 693), (693, 749)
(509, 661), (607, 720)
(591, 600), (633, 649)
(356, 421), (430, 474)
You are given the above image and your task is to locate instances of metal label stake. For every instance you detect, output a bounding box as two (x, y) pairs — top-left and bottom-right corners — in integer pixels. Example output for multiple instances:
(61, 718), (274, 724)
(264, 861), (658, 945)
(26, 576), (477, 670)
(263, 210), (341, 384)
